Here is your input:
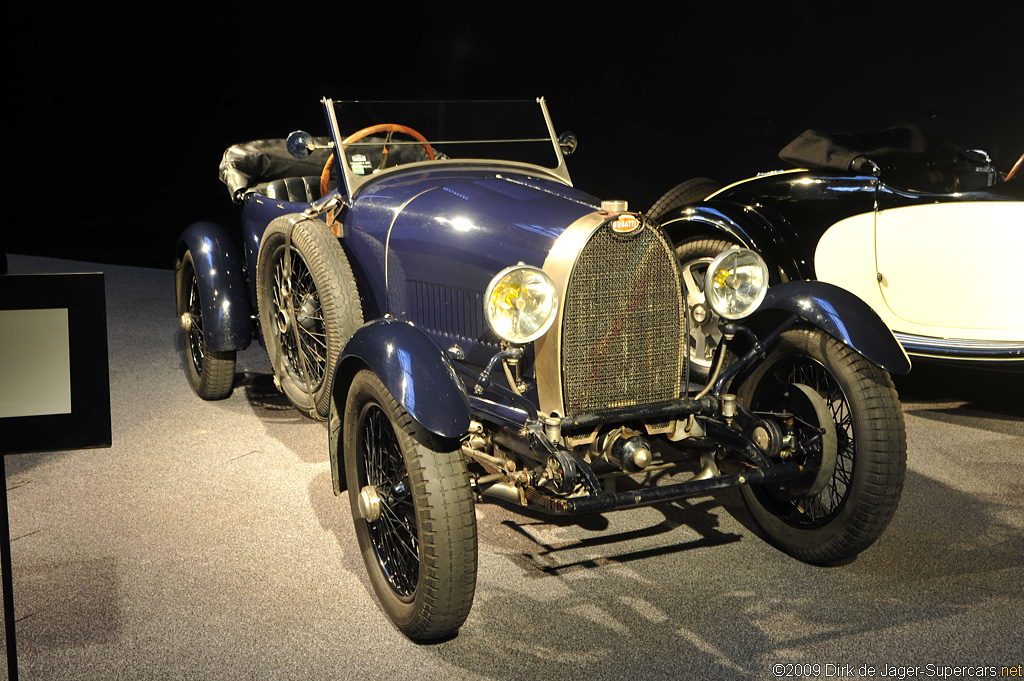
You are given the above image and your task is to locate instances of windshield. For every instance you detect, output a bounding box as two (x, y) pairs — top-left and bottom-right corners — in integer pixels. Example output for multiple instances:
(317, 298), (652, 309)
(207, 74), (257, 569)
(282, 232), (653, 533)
(324, 98), (572, 197)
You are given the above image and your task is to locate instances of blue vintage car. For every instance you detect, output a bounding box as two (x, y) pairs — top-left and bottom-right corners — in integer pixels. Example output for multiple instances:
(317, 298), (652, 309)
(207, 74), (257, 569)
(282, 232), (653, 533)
(177, 99), (911, 640)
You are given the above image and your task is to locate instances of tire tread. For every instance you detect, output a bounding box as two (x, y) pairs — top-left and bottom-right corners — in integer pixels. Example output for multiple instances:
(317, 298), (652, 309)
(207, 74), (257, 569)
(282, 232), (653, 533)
(180, 250), (236, 400)
(344, 370), (477, 640)
(648, 177), (720, 221)
(739, 327), (906, 565)
(256, 215), (362, 417)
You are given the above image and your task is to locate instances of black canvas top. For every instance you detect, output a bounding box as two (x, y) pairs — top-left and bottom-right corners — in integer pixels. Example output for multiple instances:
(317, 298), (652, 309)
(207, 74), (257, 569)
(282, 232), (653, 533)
(778, 124), (958, 174)
(219, 138), (333, 202)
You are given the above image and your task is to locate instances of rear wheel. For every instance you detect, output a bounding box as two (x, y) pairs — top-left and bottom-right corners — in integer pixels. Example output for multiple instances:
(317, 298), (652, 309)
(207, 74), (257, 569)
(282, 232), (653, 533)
(737, 327), (906, 565)
(343, 370), (477, 640)
(257, 215), (362, 418)
(178, 250), (235, 399)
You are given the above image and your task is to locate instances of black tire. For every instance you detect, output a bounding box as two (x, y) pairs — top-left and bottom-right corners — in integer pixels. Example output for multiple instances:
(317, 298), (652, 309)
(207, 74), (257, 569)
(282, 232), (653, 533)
(344, 370), (477, 640)
(676, 237), (739, 382)
(178, 250), (236, 399)
(737, 327), (907, 565)
(648, 177), (720, 222)
(256, 215), (362, 418)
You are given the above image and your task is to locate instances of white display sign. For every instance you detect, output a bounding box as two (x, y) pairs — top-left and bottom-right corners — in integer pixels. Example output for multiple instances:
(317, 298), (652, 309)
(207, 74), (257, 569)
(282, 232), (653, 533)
(0, 308), (73, 418)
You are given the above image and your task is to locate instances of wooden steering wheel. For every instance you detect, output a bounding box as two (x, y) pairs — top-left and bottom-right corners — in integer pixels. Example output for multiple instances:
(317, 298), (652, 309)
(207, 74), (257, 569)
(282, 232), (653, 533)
(320, 123), (436, 197)
(1006, 152), (1024, 182)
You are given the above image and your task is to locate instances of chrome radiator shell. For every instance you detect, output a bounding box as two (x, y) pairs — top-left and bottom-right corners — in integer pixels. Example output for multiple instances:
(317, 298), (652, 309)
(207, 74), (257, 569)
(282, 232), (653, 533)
(535, 213), (685, 418)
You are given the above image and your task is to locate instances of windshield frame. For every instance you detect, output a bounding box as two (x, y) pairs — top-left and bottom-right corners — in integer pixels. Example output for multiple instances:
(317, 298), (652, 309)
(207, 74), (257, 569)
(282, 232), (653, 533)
(321, 97), (574, 199)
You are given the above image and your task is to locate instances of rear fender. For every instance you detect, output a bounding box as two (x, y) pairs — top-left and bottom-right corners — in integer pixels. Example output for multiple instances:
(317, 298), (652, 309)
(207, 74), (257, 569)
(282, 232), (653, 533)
(753, 280), (911, 375)
(176, 221), (253, 351)
(328, 318), (471, 495)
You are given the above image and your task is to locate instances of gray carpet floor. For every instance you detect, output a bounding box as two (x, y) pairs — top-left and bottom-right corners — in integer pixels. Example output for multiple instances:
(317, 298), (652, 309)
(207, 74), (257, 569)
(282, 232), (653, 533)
(2, 254), (1022, 680)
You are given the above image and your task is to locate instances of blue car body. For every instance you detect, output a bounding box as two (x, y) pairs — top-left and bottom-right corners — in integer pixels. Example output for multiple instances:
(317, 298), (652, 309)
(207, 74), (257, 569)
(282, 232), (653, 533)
(176, 99), (912, 639)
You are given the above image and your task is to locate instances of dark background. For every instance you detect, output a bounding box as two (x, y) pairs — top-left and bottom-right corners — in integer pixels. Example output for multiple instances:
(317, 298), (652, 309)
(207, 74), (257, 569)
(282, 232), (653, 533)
(5, 2), (1022, 268)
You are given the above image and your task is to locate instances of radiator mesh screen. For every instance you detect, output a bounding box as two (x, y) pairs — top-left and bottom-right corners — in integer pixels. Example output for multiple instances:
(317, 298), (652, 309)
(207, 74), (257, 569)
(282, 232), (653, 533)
(561, 222), (683, 416)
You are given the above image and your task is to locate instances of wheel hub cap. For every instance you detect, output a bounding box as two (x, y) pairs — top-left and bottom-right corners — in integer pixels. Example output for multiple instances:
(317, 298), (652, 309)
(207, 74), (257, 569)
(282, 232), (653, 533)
(296, 295), (318, 330)
(358, 485), (382, 522)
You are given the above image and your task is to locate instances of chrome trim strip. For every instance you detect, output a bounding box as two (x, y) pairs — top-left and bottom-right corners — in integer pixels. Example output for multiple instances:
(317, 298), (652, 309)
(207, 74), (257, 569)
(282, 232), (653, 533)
(359, 160), (573, 195)
(894, 332), (1024, 359)
(385, 187), (437, 309)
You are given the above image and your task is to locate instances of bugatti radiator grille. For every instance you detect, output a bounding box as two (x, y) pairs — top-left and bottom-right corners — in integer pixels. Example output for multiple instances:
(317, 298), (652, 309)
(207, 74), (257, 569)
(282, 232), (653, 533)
(561, 221), (684, 415)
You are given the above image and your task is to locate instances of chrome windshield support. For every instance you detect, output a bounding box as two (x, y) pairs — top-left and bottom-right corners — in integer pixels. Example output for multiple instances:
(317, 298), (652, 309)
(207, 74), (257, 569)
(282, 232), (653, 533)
(321, 97), (352, 200)
(537, 97), (573, 187)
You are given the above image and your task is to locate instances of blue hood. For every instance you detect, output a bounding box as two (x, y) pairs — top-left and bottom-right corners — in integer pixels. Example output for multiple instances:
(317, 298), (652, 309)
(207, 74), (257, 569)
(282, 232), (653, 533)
(342, 167), (601, 362)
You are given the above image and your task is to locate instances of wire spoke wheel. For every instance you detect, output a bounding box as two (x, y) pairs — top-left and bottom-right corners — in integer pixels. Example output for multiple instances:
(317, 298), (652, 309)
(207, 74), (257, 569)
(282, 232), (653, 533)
(737, 327), (906, 565)
(186, 270), (207, 375)
(271, 249), (328, 390)
(177, 249), (235, 400)
(343, 370), (477, 640)
(359, 404), (419, 598)
(256, 215), (362, 417)
(749, 359), (850, 525)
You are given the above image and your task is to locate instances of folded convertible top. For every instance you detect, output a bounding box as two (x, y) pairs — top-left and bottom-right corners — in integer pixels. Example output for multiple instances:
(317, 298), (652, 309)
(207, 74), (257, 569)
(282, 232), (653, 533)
(778, 124), (957, 173)
(219, 138), (332, 203)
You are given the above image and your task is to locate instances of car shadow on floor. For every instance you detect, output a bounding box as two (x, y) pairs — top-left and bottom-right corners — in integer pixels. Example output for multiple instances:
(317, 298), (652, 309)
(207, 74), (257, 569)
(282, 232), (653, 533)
(894, 362), (1023, 419)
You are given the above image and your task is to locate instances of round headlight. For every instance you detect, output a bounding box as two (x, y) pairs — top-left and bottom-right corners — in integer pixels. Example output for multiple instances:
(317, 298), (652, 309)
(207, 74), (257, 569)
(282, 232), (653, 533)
(705, 249), (769, 320)
(484, 264), (558, 344)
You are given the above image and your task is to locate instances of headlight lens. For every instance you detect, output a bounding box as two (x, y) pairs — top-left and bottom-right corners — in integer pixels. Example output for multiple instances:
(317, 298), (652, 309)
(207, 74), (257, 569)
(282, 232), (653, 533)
(705, 249), (769, 320)
(484, 264), (558, 344)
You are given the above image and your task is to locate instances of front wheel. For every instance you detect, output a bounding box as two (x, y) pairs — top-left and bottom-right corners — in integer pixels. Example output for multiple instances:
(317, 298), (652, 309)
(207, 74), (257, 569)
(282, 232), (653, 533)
(343, 370), (477, 640)
(737, 327), (906, 565)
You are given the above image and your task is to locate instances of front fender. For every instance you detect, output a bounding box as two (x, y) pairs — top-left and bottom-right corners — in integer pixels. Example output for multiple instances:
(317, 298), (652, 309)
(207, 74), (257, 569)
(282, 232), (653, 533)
(328, 318), (471, 493)
(755, 280), (911, 375)
(176, 221), (252, 351)
(336, 319), (471, 437)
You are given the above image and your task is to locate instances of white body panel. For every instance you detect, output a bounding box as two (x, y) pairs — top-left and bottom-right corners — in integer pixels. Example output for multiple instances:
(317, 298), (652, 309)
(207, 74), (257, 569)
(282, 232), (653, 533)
(815, 202), (1024, 345)
(877, 201), (1024, 332)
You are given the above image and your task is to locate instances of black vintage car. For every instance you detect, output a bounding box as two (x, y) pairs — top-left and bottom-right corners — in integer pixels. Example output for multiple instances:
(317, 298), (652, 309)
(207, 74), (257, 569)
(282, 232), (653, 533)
(177, 99), (910, 639)
(653, 125), (1024, 375)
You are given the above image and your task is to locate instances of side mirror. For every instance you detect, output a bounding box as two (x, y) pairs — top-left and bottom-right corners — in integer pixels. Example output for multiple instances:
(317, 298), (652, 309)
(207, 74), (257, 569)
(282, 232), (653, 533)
(286, 130), (316, 159)
(558, 131), (578, 157)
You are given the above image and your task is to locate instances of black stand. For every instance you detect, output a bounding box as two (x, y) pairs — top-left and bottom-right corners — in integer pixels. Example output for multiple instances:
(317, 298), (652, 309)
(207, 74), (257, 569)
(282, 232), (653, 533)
(1, 455), (18, 681)
(0, 272), (113, 681)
